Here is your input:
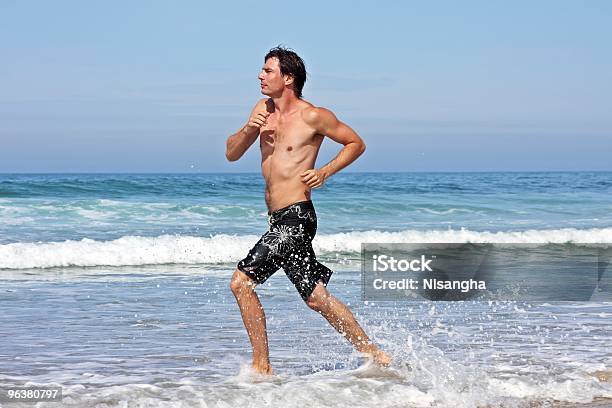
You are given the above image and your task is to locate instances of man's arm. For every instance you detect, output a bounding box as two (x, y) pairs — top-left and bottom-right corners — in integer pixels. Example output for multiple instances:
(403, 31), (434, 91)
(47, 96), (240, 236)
(225, 99), (270, 162)
(300, 107), (366, 188)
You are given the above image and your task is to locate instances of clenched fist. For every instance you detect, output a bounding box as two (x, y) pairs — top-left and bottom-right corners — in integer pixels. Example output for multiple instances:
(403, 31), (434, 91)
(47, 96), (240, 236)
(244, 111), (271, 134)
(301, 169), (327, 189)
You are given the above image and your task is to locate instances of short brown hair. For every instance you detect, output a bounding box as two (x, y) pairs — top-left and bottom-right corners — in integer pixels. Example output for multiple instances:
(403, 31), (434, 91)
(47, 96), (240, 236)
(265, 46), (307, 98)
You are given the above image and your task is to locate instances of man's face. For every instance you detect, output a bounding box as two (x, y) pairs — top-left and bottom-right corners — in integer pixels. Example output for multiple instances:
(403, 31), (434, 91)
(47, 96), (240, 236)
(258, 57), (290, 96)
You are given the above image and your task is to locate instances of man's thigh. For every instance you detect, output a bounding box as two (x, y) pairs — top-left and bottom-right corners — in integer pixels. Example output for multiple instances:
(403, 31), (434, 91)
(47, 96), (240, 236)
(237, 235), (281, 284)
(282, 244), (333, 301)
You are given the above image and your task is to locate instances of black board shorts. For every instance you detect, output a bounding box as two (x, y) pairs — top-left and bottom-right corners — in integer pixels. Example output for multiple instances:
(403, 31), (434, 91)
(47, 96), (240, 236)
(237, 200), (333, 301)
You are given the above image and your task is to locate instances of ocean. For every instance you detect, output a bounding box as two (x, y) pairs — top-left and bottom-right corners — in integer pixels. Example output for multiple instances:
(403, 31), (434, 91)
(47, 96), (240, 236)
(0, 172), (611, 407)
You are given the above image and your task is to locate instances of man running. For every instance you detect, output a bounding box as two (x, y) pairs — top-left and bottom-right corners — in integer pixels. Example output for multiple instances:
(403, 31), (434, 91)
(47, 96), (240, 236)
(226, 46), (391, 374)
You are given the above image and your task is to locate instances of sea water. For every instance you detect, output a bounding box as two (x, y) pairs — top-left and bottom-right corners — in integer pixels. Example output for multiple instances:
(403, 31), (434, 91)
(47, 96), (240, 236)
(0, 172), (611, 407)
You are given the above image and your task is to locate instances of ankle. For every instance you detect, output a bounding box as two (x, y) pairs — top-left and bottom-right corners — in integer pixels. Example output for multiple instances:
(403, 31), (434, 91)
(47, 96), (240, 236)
(253, 357), (270, 366)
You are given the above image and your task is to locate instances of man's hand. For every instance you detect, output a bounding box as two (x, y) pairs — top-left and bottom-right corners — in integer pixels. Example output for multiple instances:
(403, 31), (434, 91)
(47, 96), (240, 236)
(226, 99), (270, 162)
(301, 169), (327, 189)
(244, 111), (271, 135)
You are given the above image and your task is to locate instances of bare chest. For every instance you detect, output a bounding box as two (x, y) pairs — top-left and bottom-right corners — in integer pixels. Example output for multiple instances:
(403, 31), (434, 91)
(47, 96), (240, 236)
(259, 115), (314, 152)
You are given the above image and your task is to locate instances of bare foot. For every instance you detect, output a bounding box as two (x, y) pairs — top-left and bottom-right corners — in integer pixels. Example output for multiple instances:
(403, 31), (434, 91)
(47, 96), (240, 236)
(365, 346), (392, 367)
(366, 348), (392, 367)
(252, 360), (273, 375)
(592, 370), (612, 382)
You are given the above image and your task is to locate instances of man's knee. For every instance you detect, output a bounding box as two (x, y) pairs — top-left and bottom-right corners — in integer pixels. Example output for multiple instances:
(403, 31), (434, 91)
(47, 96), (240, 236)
(230, 269), (255, 296)
(306, 282), (330, 312)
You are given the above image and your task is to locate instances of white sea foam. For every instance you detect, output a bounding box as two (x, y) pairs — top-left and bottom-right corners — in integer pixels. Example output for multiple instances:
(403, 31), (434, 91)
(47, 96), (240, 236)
(23, 368), (612, 408)
(1, 227), (612, 269)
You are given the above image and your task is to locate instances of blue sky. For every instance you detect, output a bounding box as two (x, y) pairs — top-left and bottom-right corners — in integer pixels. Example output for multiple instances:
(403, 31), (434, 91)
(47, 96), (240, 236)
(1, 0), (610, 172)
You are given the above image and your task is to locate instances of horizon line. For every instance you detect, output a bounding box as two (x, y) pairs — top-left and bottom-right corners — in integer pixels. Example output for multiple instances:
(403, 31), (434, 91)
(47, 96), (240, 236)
(1, 170), (611, 175)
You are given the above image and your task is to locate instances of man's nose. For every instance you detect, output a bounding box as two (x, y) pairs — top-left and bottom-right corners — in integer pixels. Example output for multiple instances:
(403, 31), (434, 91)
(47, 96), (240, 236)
(258, 72), (264, 80)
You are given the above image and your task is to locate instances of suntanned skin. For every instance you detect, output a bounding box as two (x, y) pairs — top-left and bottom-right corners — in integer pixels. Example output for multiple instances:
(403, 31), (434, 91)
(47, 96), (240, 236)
(226, 56), (391, 374)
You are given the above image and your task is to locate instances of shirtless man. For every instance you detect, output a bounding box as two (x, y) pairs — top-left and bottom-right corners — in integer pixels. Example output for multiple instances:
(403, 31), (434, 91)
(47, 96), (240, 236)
(226, 46), (391, 374)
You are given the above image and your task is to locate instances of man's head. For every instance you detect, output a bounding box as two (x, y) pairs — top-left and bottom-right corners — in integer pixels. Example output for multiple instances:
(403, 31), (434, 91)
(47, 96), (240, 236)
(259, 46), (306, 98)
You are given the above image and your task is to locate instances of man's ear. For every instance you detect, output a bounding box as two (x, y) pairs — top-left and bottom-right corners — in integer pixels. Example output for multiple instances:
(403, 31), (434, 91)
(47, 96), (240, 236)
(284, 74), (295, 86)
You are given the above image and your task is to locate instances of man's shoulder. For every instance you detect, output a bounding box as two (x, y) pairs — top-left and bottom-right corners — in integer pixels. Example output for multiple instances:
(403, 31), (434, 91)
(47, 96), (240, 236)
(301, 104), (336, 128)
(255, 97), (271, 107)
(249, 98), (273, 114)
(253, 98), (273, 109)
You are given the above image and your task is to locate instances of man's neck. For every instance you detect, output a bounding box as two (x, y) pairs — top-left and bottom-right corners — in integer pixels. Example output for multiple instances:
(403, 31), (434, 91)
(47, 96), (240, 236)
(270, 91), (300, 115)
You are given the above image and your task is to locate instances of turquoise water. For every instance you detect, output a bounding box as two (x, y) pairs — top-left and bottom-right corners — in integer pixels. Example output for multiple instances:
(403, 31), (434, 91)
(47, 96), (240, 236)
(2, 172), (612, 269)
(1, 171), (612, 245)
(1, 172), (611, 407)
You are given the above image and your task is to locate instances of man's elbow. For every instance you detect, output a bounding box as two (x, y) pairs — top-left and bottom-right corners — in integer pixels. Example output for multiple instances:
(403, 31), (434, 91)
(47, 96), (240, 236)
(226, 151), (238, 162)
(225, 147), (239, 162)
(357, 141), (366, 156)
(225, 139), (241, 161)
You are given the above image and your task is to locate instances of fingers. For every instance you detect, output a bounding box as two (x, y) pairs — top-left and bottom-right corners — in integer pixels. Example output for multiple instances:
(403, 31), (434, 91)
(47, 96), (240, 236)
(306, 178), (324, 189)
(250, 118), (266, 127)
(301, 170), (325, 189)
(256, 112), (270, 124)
(249, 115), (268, 128)
(249, 112), (271, 128)
(301, 170), (317, 184)
(301, 171), (316, 182)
